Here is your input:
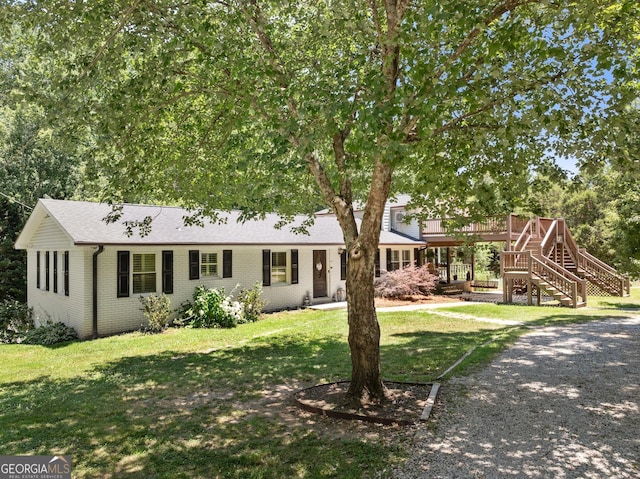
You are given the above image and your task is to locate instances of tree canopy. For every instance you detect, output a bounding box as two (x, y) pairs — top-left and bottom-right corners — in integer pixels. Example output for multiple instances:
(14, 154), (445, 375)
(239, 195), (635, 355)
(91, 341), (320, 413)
(8, 1), (637, 217)
(4, 0), (639, 400)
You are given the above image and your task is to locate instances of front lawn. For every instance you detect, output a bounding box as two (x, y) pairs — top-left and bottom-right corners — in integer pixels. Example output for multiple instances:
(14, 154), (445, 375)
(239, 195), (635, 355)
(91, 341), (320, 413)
(1, 299), (637, 478)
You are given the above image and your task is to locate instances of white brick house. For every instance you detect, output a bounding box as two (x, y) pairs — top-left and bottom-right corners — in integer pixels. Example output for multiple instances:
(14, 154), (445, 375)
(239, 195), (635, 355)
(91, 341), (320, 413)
(15, 199), (426, 339)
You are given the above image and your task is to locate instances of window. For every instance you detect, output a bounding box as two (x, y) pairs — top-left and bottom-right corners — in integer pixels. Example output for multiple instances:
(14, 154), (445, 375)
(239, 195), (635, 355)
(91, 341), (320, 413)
(390, 250), (400, 271)
(386, 248), (411, 272)
(133, 253), (156, 294)
(402, 250), (411, 268)
(262, 249), (294, 286)
(53, 251), (58, 293)
(201, 252), (218, 277)
(271, 252), (287, 284)
(64, 251), (69, 296)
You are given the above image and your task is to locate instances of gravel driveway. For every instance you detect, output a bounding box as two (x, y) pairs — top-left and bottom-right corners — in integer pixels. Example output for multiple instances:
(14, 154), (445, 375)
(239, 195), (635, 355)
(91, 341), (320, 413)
(393, 315), (640, 479)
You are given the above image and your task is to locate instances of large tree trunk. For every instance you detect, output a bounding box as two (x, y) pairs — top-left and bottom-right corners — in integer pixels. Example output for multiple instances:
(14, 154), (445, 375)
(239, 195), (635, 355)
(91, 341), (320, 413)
(342, 161), (393, 404)
(345, 240), (387, 403)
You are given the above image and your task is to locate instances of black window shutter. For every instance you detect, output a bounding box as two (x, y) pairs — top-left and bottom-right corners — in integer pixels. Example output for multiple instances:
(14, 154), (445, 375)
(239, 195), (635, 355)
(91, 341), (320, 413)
(53, 251), (58, 293)
(262, 249), (271, 286)
(189, 250), (200, 280)
(162, 250), (174, 294)
(223, 250), (233, 278)
(117, 251), (130, 297)
(64, 251), (69, 296)
(386, 248), (392, 272)
(291, 249), (298, 284)
(375, 250), (381, 277)
(340, 251), (347, 280)
(414, 248), (421, 266)
(45, 251), (50, 291)
(36, 251), (41, 289)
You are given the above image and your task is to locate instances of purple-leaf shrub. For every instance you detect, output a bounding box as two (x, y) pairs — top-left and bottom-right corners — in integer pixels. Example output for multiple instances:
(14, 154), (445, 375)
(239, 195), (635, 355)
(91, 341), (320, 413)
(374, 265), (438, 298)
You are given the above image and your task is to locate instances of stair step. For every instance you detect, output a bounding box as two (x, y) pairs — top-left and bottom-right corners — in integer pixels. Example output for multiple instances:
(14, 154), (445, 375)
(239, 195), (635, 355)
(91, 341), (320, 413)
(559, 297), (573, 306)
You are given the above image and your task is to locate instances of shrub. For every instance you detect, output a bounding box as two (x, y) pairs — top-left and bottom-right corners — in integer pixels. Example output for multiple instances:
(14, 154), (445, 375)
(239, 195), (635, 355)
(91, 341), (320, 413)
(374, 265), (438, 298)
(22, 320), (78, 345)
(139, 294), (172, 333)
(178, 284), (267, 328)
(237, 282), (268, 323)
(178, 286), (243, 328)
(0, 300), (34, 343)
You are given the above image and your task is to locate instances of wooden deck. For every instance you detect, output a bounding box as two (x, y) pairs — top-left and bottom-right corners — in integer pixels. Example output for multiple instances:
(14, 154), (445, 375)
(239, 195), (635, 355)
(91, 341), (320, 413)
(421, 214), (630, 307)
(422, 214), (529, 247)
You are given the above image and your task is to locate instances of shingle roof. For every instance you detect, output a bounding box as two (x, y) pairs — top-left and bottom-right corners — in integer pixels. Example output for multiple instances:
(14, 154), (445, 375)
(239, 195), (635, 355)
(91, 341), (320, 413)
(21, 199), (425, 247)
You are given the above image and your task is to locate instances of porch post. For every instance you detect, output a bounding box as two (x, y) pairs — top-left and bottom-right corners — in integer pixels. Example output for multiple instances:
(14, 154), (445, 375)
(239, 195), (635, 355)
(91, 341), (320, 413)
(446, 247), (451, 284)
(471, 249), (475, 280)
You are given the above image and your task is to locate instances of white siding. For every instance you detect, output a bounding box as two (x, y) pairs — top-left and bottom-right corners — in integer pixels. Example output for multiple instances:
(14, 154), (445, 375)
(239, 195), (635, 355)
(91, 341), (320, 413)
(24, 215), (421, 338)
(27, 217), (92, 335)
(382, 203), (391, 232)
(30, 216), (73, 250)
(390, 209), (421, 240)
(94, 245), (347, 336)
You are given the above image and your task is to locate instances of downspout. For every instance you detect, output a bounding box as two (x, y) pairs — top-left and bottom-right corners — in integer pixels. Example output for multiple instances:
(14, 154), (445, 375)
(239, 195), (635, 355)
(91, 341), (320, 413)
(92, 245), (104, 340)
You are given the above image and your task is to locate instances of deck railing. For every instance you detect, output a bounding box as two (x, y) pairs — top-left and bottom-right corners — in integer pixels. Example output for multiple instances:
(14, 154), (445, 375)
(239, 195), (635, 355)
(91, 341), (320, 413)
(578, 249), (630, 296)
(501, 250), (530, 273)
(423, 214), (530, 239)
(436, 264), (472, 280)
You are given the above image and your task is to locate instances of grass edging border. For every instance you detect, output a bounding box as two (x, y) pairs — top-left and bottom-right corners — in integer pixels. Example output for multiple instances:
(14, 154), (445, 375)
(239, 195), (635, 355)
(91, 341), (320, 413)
(293, 380), (436, 426)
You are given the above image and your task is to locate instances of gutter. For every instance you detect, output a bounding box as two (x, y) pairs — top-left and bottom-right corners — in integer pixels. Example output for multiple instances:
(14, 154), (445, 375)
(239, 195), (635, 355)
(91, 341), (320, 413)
(92, 245), (104, 339)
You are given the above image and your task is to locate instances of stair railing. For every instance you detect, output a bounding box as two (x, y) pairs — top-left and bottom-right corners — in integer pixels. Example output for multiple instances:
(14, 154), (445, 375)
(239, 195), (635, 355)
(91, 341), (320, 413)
(533, 255), (587, 305)
(559, 220), (629, 296)
(560, 219), (580, 268)
(540, 219), (559, 258)
(513, 219), (534, 252)
(501, 250), (586, 307)
(578, 249), (630, 296)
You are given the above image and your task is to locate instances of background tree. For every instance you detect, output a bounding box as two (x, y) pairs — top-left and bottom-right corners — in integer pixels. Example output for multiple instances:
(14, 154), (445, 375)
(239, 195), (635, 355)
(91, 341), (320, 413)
(10, 0), (639, 402)
(0, 26), (96, 301)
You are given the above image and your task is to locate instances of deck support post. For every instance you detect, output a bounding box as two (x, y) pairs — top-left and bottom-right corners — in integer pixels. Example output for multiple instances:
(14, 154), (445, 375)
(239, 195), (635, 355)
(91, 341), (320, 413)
(471, 249), (475, 281)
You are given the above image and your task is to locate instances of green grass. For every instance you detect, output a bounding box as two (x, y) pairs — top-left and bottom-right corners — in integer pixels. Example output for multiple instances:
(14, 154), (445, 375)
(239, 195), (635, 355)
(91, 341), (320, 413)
(1, 299), (638, 478)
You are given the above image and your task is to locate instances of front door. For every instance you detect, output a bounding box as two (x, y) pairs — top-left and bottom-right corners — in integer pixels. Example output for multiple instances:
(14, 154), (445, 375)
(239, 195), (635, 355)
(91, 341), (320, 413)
(313, 250), (327, 298)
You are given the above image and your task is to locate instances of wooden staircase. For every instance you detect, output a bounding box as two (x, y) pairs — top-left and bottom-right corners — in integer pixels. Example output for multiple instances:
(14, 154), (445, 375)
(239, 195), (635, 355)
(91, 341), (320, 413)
(500, 217), (629, 308)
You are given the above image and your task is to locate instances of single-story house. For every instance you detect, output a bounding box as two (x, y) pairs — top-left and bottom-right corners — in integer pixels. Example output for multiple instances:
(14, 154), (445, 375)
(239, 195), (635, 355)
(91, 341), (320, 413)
(15, 199), (426, 339)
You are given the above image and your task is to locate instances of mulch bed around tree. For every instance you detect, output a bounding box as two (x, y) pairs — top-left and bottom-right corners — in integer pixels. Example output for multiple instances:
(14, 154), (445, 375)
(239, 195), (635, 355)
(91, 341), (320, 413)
(294, 381), (433, 426)
(294, 296), (462, 425)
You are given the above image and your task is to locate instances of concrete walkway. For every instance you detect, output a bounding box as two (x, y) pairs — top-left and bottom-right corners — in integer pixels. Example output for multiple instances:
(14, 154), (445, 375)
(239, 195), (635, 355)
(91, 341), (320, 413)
(308, 300), (476, 312)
